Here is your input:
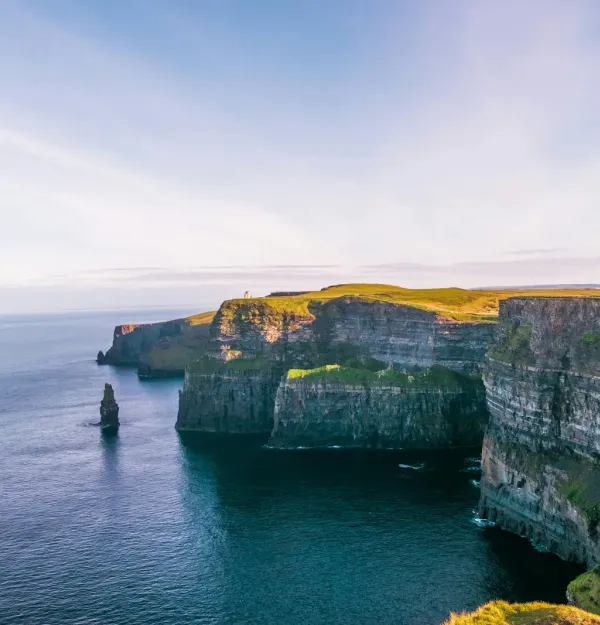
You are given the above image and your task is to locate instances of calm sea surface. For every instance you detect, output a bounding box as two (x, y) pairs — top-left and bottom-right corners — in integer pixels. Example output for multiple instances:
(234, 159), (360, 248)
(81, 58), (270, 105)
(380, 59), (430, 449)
(0, 310), (584, 625)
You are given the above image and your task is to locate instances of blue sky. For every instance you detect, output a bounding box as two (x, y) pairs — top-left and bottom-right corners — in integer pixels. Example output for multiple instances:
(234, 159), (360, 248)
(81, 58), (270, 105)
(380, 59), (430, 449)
(1, 0), (600, 312)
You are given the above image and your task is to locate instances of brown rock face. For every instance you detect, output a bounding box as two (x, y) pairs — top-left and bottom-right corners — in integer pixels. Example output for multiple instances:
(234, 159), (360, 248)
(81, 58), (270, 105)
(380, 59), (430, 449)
(479, 297), (600, 565)
(211, 297), (496, 373)
(100, 383), (119, 431)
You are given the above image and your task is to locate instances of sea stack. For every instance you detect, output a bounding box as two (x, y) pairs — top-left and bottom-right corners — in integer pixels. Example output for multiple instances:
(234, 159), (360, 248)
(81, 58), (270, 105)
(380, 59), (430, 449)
(96, 350), (106, 365)
(100, 383), (119, 433)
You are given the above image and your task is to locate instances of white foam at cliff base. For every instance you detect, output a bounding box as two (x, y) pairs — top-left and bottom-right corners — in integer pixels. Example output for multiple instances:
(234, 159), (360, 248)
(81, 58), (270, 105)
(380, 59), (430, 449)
(472, 516), (496, 528)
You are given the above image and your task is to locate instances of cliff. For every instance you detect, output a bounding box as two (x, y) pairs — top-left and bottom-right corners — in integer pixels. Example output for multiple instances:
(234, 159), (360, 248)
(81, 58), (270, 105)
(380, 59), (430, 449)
(269, 365), (487, 449)
(443, 600), (600, 624)
(176, 357), (282, 434)
(98, 311), (215, 377)
(211, 289), (498, 373)
(479, 297), (600, 565)
(98, 284), (598, 377)
(174, 286), (598, 441)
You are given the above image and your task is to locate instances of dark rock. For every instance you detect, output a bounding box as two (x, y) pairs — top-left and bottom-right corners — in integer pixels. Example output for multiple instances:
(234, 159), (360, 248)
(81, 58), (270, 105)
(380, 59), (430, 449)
(99, 383), (119, 433)
(96, 350), (106, 365)
(269, 367), (488, 449)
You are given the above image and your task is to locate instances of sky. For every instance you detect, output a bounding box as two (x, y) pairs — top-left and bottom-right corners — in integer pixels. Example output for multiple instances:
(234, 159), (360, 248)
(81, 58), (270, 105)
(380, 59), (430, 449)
(1, 0), (600, 313)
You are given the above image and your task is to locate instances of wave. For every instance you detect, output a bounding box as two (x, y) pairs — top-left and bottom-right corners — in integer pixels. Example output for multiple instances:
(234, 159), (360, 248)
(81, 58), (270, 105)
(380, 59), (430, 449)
(398, 463), (425, 471)
(472, 516), (496, 528)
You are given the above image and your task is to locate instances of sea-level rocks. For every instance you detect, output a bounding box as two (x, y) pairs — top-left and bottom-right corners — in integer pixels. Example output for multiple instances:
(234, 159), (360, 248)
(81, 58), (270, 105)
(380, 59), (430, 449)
(269, 365), (488, 448)
(479, 297), (600, 566)
(176, 358), (282, 434)
(99, 383), (119, 432)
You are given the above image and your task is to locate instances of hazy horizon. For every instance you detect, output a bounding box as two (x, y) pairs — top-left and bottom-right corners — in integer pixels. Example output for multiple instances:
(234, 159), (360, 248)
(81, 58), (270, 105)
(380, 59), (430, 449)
(2, 1), (600, 312)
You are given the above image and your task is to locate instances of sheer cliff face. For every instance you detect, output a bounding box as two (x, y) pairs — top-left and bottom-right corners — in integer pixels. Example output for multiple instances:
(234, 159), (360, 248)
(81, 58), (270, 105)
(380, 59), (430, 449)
(269, 370), (488, 449)
(176, 363), (281, 434)
(479, 297), (600, 565)
(99, 313), (215, 376)
(212, 297), (495, 373)
(101, 320), (187, 366)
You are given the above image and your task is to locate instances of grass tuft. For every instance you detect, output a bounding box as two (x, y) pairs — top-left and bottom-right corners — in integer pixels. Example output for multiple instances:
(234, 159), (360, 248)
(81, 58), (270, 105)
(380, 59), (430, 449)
(444, 600), (600, 624)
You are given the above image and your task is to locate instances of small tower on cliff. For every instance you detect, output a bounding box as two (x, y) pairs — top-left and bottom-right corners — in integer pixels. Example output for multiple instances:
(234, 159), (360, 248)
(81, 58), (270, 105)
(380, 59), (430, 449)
(100, 383), (119, 433)
(243, 290), (252, 299)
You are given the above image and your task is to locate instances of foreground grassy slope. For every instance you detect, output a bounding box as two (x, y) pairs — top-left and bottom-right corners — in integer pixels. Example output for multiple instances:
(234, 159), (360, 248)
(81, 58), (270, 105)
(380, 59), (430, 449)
(225, 284), (600, 323)
(444, 600), (600, 624)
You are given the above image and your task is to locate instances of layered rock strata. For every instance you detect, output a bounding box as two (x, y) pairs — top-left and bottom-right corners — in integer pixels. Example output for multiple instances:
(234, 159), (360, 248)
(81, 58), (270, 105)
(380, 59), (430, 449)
(212, 297), (496, 373)
(269, 365), (488, 448)
(479, 297), (600, 565)
(176, 358), (282, 434)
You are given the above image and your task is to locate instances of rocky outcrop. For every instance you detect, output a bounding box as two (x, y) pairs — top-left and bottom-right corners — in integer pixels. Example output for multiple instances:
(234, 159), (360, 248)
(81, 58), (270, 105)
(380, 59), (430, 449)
(98, 311), (215, 377)
(269, 365), (488, 448)
(479, 297), (600, 565)
(101, 320), (187, 366)
(212, 297), (496, 373)
(99, 383), (119, 432)
(176, 358), (282, 434)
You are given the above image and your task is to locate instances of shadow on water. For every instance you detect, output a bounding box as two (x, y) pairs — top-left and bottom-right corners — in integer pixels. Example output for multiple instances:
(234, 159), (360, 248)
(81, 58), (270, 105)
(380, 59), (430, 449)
(100, 429), (121, 484)
(176, 432), (586, 625)
(481, 526), (585, 601)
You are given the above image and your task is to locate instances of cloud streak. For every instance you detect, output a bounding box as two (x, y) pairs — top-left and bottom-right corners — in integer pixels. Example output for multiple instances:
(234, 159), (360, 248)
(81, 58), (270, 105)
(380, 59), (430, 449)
(1, 0), (600, 311)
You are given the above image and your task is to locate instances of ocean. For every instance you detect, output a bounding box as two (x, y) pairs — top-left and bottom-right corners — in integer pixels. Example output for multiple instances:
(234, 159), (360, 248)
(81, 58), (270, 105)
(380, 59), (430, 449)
(0, 310), (583, 625)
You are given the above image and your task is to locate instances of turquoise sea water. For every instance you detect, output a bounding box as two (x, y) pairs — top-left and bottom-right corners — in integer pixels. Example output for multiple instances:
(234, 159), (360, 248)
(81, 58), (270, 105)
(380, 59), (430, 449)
(0, 311), (584, 625)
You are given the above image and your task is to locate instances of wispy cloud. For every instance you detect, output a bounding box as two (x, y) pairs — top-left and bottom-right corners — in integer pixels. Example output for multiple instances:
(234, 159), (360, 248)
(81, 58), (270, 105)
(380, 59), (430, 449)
(1, 0), (600, 312)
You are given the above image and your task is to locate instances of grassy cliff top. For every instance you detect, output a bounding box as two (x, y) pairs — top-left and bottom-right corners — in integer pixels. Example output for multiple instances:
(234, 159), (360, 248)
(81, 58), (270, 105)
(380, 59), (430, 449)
(220, 284), (600, 323)
(185, 310), (216, 326)
(444, 600), (600, 624)
(287, 364), (477, 388)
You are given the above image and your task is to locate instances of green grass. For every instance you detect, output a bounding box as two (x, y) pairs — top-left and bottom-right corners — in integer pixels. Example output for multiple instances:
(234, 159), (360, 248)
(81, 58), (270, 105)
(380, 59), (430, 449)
(185, 310), (216, 326)
(583, 332), (600, 345)
(286, 363), (478, 388)
(490, 325), (535, 365)
(568, 568), (600, 615)
(219, 283), (600, 324)
(444, 600), (600, 624)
